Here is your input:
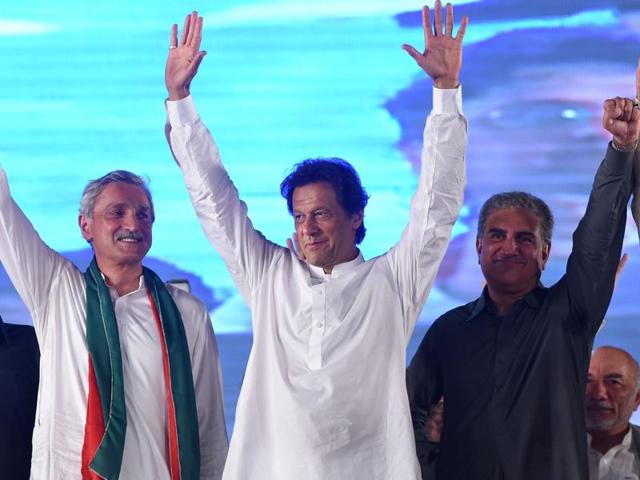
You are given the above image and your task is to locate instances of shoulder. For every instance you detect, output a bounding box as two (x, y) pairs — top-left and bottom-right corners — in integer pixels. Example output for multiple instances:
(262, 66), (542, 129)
(166, 284), (211, 328)
(432, 299), (478, 329)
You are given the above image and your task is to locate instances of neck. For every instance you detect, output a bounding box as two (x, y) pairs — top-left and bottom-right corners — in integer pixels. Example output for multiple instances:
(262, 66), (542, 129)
(590, 425), (630, 455)
(98, 261), (143, 296)
(321, 247), (359, 275)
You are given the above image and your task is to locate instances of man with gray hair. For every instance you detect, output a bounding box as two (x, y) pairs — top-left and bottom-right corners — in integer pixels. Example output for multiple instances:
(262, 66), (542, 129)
(0, 168), (228, 479)
(407, 90), (639, 479)
(586, 346), (640, 480)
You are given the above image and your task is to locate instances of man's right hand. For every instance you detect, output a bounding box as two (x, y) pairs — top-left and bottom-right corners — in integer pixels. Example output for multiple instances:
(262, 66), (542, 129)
(602, 97), (640, 150)
(165, 11), (206, 101)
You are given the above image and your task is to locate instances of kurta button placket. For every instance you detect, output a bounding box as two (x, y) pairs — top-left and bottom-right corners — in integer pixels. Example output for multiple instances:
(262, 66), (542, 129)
(307, 283), (327, 370)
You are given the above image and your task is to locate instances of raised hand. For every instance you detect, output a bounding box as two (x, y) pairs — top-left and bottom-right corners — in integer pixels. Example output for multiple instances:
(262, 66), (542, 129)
(286, 233), (307, 262)
(165, 11), (206, 101)
(636, 58), (640, 102)
(602, 97), (640, 150)
(402, 1), (469, 89)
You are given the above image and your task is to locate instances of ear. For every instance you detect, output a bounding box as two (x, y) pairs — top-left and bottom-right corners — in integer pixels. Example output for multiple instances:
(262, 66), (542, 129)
(79, 214), (93, 243)
(475, 236), (482, 263)
(539, 241), (551, 271)
(350, 210), (364, 231)
(634, 388), (640, 411)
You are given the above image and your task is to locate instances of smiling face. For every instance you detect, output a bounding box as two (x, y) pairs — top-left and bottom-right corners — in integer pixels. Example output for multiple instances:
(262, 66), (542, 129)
(586, 347), (640, 435)
(476, 207), (550, 295)
(79, 182), (153, 270)
(292, 181), (362, 273)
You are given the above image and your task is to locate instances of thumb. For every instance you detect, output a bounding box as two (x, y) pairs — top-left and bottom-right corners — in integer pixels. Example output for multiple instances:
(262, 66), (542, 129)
(402, 44), (422, 62)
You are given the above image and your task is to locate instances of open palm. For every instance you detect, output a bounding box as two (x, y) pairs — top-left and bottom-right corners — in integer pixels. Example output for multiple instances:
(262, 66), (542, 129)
(403, 1), (468, 89)
(165, 12), (206, 100)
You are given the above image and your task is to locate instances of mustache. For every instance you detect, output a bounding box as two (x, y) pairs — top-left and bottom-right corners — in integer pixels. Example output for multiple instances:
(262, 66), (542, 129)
(585, 401), (613, 410)
(115, 230), (144, 241)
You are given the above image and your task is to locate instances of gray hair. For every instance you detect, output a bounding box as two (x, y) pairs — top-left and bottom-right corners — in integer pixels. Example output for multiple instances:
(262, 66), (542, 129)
(79, 170), (154, 221)
(477, 191), (554, 246)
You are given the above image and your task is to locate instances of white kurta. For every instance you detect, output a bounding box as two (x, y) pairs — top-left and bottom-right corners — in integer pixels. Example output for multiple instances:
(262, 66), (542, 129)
(167, 87), (467, 480)
(0, 169), (228, 479)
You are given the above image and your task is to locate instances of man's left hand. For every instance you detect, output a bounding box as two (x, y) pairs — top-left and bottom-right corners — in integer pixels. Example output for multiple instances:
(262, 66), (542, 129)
(402, 1), (468, 89)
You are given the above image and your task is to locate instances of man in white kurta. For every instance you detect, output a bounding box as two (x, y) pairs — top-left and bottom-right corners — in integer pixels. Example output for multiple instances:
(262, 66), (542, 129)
(0, 169), (228, 479)
(164, 5), (468, 479)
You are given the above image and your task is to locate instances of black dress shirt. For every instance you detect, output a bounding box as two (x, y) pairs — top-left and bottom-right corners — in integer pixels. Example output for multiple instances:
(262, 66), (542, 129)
(0, 316), (39, 480)
(407, 145), (634, 480)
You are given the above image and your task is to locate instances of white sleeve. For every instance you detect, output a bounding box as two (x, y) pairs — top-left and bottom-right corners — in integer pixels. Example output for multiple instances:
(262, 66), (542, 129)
(166, 96), (283, 305)
(190, 303), (228, 480)
(0, 167), (70, 335)
(632, 149), (640, 241)
(385, 87), (467, 339)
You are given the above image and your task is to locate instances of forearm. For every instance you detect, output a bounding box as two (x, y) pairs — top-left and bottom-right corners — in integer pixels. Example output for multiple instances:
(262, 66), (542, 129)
(166, 96), (279, 301)
(632, 149), (640, 237)
(0, 168), (64, 318)
(568, 144), (634, 330)
(389, 87), (467, 330)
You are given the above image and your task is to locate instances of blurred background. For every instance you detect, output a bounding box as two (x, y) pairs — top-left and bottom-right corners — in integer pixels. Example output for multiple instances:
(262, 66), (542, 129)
(1, 0), (639, 432)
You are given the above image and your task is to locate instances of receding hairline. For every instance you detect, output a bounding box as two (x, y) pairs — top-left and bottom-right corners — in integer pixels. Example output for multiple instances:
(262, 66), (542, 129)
(592, 346), (640, 390)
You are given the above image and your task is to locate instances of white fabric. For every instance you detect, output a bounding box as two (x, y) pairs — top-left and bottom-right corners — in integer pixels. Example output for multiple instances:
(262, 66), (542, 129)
(632, 150), (640, 241)
(588, 430), (640, 480)
(166, 87), (467, 480)
(0, 169), (228, 480)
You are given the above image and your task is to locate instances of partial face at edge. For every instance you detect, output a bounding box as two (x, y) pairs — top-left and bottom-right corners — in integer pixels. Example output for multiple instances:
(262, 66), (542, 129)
(79, 182), (153, 269)
(292, 182), (362, 272)
(585, 348), (640, 434)
(476, 207), (550, 294)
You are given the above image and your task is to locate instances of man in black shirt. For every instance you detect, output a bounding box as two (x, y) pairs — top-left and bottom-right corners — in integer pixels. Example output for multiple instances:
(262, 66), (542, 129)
(0, 314), (39, 479)
(407, 93), (639, 480)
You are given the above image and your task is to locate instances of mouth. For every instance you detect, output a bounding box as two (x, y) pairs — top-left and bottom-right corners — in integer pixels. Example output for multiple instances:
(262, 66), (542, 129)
(116, 232), (144, 244)
(305, 240), (327, 250)
(586, 405), (614, 414)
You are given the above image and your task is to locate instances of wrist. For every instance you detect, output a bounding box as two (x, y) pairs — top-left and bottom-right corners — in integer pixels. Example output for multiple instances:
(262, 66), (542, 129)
(167, 86), (190, 101)
(434, 77), (459, 89)
(611, 138), (639, 153)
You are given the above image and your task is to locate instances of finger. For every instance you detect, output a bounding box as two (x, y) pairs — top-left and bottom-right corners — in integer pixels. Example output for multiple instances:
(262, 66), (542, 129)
(445, 3), (453, 37)
(434, 0), (443, 36)
(455, 15), (469, 41)
(286, 238), (295, 253)
(293, 233), (305, 261)
(193, 16), (204, 51)
(607, 120), (630, 137)
(422, 5), (433, 47)
(191, 51), (207, 74)
(402, 44), (423, 63)
(618, 252), (629, 273)
(186, 11), (198, 46)
(169, 24), (178, 48)
(636, 58), (640, 101)
(631, 104), (640, 123)
(623, 98), (634, 122)
(180, 13), (190, 46)
(604, 98), (622, 120)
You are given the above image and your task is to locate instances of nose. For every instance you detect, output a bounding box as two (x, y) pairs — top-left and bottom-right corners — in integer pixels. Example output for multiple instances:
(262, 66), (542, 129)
(299, 214), (319, 237)
(587, 381), (608, 401)
(501, 235), (518, 255)
(122, 211), (141, 230)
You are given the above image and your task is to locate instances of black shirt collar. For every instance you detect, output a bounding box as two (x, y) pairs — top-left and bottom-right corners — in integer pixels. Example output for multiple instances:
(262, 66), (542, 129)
(467, 284), (546, 322)
(0, 315), (6, 346)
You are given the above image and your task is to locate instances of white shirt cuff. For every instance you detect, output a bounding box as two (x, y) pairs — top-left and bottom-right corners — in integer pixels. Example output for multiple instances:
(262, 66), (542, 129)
(432, 86), (463, 115)
(166, 95), (200, 127)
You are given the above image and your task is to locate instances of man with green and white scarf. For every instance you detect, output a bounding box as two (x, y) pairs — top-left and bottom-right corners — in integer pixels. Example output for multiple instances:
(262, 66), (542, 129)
(0, 168), (228, 479)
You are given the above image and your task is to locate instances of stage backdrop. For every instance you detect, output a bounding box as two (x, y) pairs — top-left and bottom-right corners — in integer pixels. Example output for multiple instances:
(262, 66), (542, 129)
(1, 0), (639, 431)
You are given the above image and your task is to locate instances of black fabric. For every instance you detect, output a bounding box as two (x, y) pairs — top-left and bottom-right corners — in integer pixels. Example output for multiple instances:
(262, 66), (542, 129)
(407, 145), (634, 480)
(0, 316), (40, 480)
